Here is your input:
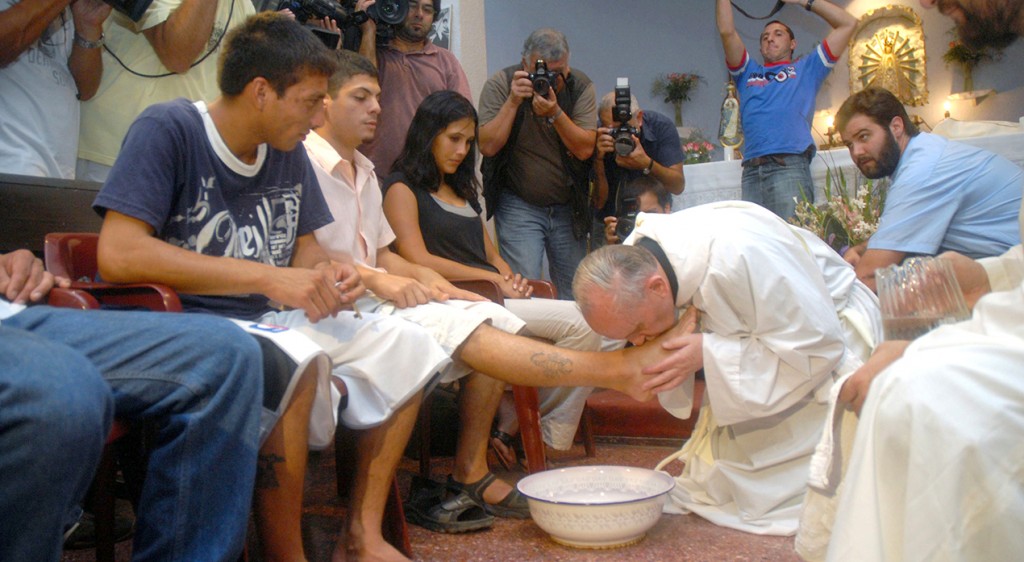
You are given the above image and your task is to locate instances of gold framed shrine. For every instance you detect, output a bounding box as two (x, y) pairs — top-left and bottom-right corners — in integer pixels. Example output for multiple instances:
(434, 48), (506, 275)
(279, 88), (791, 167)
(848, 5), (928, 106)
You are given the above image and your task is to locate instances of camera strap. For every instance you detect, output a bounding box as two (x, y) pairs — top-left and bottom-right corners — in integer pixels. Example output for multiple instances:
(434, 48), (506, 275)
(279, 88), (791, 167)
(730, 0), (786, 20)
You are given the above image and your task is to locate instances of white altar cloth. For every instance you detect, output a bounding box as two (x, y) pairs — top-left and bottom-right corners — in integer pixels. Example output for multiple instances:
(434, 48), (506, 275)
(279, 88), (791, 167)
(673, 127), (1024, 211)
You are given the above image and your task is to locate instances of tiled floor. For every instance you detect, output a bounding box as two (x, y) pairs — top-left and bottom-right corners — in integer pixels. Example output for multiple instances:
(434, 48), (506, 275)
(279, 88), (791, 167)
(63, 438), (801, 561)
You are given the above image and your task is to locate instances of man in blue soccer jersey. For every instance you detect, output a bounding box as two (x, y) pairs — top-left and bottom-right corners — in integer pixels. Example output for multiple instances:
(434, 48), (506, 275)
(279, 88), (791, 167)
(717, 0), (856, 220)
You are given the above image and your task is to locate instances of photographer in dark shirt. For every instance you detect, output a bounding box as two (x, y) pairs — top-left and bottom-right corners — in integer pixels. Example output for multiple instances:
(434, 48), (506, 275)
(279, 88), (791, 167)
(593, 89), (684, 249)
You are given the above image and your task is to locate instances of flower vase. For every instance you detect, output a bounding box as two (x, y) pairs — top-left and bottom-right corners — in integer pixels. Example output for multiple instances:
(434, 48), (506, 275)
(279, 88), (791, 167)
(962, 63), (974, 92)
(673, 102), (683, 127)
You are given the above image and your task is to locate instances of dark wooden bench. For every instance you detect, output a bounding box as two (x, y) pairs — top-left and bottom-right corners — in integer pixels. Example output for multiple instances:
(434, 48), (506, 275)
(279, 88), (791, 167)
(0, 173), (103, 254)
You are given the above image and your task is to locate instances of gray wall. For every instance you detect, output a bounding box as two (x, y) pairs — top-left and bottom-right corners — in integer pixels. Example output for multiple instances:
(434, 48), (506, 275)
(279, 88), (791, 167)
(482, 0), (1024, 155)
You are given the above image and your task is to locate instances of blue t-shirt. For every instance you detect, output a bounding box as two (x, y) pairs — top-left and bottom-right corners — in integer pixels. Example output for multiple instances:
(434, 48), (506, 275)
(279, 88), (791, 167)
(598, 109), (684, 219)
(869, 132), (1022, 259)
(730, 43), (836, 160)
(94, 98), (333, 319)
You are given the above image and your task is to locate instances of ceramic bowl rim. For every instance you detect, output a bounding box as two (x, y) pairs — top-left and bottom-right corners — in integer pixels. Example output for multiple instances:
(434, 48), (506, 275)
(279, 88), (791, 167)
(517, 465), (676, 507)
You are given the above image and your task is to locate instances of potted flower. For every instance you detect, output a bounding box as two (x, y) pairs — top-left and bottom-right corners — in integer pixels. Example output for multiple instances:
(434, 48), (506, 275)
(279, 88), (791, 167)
(943, 33), (992, 92)
(652, 72), (704, 126)
(683, 140), (715, 164)
(789, 168), (887, 254)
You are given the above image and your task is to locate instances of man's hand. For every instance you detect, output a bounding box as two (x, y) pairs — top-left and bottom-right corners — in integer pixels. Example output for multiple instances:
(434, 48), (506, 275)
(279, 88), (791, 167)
(595, 128), (615, 158)
(531, 83), (560, 118)
(838, 339), (910, 414)
(639, 307), (703, 394)
(415, 268), (488, 304)
(939, 251), (991, 310)
(604, 216), (621, 245)
(366, 272), (433, 309)
(509, 70), (534, 107)
(263, 263), (354, 323)
(0, 250), (69, 304)
(613, 137), (652, 171)
(843, 244), (862, 266)
(71, 0), (112, 32)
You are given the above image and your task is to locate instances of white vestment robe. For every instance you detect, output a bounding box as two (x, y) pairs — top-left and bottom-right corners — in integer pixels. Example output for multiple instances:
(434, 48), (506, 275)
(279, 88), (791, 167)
(826, 202), (1024, 561)
(627, 202), (881, 536)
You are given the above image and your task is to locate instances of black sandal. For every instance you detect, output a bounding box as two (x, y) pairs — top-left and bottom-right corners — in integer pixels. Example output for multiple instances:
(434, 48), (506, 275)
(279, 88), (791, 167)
(403, 475), (494, 533)
(447, 472), (531, 520)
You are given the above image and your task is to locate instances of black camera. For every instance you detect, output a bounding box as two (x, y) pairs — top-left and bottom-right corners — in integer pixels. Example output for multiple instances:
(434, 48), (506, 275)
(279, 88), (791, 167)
(278, 0), (348, 23)
(609, 77), (639, 157)
(615, 195), (639, 240)
(529, 59), (552, 97)
(103, 0), (155, 22)
(277, 0), (408, 48)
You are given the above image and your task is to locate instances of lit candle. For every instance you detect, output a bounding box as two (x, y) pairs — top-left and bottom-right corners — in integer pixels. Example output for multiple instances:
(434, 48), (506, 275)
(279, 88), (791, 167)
(943, 101), (952, 119)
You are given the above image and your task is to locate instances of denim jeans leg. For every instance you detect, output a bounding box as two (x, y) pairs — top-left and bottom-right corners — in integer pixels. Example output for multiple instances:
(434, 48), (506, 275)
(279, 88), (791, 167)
(495, 191), (548, 280)
(0, 326), (113, 562)
(741, 155), (814, 221)
(544, 203), (586, 300)
(6, 308), (263, 562)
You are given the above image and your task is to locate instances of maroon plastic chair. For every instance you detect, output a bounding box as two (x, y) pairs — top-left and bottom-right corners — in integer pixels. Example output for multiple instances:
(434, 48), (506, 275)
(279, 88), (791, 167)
(46, 232), (411, 558)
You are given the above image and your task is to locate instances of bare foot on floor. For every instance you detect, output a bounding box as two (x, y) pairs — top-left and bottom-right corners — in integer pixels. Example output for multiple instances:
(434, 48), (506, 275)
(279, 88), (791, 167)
(332, 524), (409, 562)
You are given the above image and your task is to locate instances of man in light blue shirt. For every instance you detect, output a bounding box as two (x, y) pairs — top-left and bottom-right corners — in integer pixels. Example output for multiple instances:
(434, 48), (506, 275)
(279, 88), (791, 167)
(836, 86), (1022, 291)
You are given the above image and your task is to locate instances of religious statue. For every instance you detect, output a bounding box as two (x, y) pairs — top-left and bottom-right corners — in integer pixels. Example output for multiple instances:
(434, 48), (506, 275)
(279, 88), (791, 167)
(859, 30), (917, 101)
(719, 80), (743, 149)
(848, 5), (928, 107)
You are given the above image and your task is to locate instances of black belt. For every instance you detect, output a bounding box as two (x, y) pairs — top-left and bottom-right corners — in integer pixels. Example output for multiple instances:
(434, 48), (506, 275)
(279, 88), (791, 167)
(742, 154), (789, 168)
(742, 146), (814, 168)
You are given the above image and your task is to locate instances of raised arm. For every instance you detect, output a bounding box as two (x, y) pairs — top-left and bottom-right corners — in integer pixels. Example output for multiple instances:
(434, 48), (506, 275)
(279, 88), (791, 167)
(478, 70), (533, 157)
(716, 0), (746, 68)
(142, 0), (219, 74)
(534, 85), (597, 160)
(797, 0), (858, 56)
(0, 0), (70, 67)
(355, 0), (378, 67)
(67, 0), (111, 100)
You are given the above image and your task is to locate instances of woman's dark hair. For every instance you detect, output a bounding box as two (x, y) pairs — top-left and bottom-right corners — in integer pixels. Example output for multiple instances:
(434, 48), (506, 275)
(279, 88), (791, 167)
(393, 90), (482, 214)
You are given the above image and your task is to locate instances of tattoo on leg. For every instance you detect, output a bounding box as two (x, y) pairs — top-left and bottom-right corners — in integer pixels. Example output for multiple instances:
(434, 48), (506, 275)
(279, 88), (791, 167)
(256, 453), (285, 489)
(530, 351), (573, 380)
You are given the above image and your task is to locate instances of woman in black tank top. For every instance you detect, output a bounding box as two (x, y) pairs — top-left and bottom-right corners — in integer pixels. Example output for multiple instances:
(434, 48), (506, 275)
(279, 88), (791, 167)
(382, 90), (534, 299)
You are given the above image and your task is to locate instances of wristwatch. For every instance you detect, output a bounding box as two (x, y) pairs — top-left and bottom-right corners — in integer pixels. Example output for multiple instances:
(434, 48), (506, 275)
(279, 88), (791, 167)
(74, 32), (104, 49)
(642, 159), (655, 176)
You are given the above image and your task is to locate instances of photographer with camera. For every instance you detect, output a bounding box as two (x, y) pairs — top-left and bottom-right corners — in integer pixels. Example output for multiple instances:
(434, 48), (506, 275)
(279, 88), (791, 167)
(355, 0), (472, 176)
(593, 84), (684, 249)
(1, 0), (111, 179)
(76, 0), (255, 182)
(602, 176), (673, 245)
(478, 28), (597, 300)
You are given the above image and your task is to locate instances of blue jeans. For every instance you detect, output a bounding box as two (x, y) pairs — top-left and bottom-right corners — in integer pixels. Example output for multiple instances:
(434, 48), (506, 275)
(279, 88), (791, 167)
(1, 307), (262, 562)
(495, 191), (586, 300)
(741, 153), (814, 221)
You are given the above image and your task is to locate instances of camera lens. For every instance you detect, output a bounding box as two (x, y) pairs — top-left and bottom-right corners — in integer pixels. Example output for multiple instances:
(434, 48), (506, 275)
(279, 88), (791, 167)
(614, 134), (635, 157)
(615, 216), (636, 239)
(369, 0), (407, 25)
(533, 77), (550, 96)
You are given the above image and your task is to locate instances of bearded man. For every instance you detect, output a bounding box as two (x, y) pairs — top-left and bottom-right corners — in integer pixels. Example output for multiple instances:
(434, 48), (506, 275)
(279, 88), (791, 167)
(836, 86), (1021, 291)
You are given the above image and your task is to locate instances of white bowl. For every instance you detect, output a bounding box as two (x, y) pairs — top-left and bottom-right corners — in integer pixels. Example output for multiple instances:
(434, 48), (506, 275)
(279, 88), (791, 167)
(516, 465), (675, 549)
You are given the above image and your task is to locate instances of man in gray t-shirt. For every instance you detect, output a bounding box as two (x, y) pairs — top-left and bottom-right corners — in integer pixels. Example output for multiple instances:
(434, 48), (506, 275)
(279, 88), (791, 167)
(478, 27), (596, 300)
